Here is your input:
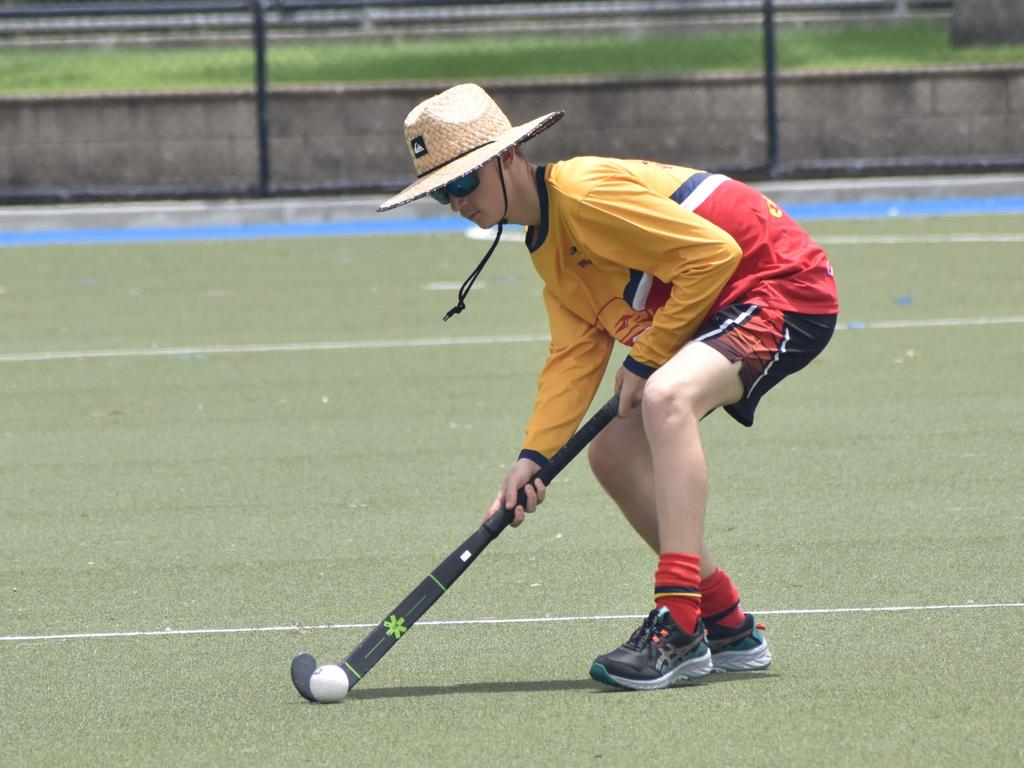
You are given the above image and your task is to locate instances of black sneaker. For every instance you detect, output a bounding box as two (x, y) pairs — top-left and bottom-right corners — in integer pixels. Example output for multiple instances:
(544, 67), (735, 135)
(706, 612), (773, 672)
(590, 607), (712, 690)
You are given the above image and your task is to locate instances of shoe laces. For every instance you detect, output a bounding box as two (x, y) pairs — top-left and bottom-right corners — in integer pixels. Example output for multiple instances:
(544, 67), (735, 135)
(624, 609), (667, 651)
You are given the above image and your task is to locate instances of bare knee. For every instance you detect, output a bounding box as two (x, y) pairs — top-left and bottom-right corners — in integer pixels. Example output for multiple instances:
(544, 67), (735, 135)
(587, 414), (643, 486)
(642, 373), (700, 431)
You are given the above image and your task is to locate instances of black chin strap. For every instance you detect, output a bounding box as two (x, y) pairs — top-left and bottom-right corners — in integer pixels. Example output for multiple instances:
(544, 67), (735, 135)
(443, 159), (510, 322)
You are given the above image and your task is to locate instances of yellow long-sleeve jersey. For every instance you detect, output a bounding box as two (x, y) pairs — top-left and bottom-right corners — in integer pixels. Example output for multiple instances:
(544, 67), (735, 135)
(519, 157), (838, 462)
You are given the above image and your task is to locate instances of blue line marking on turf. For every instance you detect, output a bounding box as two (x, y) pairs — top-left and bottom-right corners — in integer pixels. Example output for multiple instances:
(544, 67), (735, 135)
(2, 196), (1023, 248)
(782, 196), (1024, 221)
(0, 217), (467, 248)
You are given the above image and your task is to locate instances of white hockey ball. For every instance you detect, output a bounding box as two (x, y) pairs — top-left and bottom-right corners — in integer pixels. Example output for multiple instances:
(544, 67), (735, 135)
(309, 664), (350, 703)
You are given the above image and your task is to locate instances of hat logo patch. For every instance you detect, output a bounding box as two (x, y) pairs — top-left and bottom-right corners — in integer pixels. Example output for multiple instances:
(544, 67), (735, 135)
(411, 136), (428, 158)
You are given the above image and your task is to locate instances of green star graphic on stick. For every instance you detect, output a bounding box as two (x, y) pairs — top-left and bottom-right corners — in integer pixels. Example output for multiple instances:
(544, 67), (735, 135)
(384, 615), (408, 639)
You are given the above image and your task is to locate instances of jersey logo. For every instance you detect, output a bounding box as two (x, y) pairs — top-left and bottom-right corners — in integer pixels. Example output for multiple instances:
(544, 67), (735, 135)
(570, 246), (592, 268)
(763, 195), (783, 218)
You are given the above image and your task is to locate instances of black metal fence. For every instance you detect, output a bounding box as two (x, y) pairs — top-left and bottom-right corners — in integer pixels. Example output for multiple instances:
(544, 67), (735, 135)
(0, 0), (1022, 202)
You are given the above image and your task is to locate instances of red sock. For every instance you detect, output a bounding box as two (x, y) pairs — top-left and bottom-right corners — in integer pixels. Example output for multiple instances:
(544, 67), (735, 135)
(700, 568), (745, 628)
(654, 552), (701, 634)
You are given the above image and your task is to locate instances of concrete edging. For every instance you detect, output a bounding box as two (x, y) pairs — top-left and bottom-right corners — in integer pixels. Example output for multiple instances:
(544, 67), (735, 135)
(2, 173), (1023, 233)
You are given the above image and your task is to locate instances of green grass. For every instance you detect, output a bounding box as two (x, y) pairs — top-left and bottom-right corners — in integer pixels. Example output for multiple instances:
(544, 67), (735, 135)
(1, 211), (1023, 766)
(1, 21), (1022, 94)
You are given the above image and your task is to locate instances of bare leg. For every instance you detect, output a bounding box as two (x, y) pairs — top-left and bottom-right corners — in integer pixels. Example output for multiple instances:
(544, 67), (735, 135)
(588, 345), (739, 578)
(641, 341), (743, 555)
(588, 408), (661, 550)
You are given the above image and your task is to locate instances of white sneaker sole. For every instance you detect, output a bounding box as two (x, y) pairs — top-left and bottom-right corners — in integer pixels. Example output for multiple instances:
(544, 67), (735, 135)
(595, 648), (713, 691)
(711, 641), (773, 672)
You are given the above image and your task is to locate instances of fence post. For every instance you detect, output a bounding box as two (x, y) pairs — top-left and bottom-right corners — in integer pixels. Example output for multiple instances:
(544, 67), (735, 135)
(762, 0), (780, 178)
(251, 0), (271, 196)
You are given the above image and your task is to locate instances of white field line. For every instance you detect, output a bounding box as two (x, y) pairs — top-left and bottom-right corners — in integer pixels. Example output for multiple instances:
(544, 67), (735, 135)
(843, 315), (1024, 329)
(1, 316), (1023, 365)
(816, 234), (1024, 246)
(0, 334), (550, 364)
(2, 602), (1022, 644)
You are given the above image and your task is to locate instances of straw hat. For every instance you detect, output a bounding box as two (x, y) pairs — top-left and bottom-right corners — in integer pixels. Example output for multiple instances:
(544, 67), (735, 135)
(377, 83), (564, 212)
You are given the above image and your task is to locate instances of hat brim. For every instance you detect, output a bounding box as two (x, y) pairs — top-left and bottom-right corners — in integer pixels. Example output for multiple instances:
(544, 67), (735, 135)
(377, 111), (564, 212)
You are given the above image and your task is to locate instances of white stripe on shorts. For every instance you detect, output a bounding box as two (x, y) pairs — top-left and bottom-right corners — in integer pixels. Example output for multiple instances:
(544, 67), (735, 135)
(693, 305), (759, 343)
(747, 325), (790, 397)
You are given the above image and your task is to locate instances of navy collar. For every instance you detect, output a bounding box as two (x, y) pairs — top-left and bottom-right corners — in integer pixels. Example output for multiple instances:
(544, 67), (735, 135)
(527, 164), (549, 253)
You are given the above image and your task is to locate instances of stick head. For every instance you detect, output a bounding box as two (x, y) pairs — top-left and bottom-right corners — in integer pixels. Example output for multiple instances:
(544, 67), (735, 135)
(290, 653), (319, 702)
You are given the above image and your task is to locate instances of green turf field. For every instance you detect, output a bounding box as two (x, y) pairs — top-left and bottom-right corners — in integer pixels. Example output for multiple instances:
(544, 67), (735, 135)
(1, 210), (1023, 766)
(1, 21), (1022, 94)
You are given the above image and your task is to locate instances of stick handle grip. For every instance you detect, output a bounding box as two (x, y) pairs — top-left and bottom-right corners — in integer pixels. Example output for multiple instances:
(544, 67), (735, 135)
(482, 393), (620, 537)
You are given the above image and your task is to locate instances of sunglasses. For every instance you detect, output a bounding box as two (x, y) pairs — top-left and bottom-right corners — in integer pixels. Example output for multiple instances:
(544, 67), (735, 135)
(428, 170), (481, 205)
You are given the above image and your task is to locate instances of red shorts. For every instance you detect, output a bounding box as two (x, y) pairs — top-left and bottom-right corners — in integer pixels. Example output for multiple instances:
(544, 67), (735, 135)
(694, 303), (836, 427)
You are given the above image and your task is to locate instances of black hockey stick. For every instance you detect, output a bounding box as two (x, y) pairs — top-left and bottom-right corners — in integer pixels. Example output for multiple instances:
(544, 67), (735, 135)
(291, 393), (620, 701)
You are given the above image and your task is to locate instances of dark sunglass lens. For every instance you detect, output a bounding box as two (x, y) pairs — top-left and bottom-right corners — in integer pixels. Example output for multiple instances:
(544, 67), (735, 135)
(429, 188), (450, 205)
(447, 171), (480, 198)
